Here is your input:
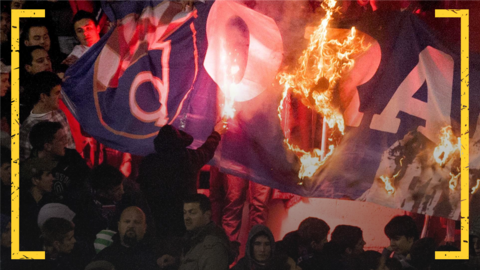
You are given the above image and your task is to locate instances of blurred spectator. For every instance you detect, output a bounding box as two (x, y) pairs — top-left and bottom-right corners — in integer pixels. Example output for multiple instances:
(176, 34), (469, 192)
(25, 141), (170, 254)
(63, 10), (101, 66)
(409, 237), (436, 270)
(157, 194), (235, 270)
(382, 215), (419, 269)
(0, 61), (11, 149)
(28, 121), (88, 203)
(297, 217), (330, 270)
(0, 5), (11, 64)
(95, 207), (159, 270)
(19, 156), (56, 250)
(19, 72), (75, 161)
(138, 123), (225, 238)
(232, 224), (275, 270)
(9, 0), (25, 10)
(321, 225), (366, 270)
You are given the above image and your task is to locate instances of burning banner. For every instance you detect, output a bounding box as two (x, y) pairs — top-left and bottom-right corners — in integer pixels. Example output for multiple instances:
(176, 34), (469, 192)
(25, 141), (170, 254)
(63, 0), (480, 219)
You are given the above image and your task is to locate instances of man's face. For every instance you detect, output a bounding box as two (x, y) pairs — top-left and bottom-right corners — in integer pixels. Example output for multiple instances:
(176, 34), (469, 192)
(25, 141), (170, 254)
(1, 222), (11, 248)
(1, 162), (11, 186)
(26, 48), (52, 74)
(118, 208), (147, 247)
(25, 26), (51, 51)
(252, 235), (272, 263)
(46, 129), (67, 157)
(42, 84), (61, 111)
(1, 73), (10, 97)
(389, 235), (414, 255)
(74, 18), (100, 47)
(0, 11), (11, 41)
(10, 0), (25, 9)
(183, 202), (210, 231)
(57, 230), (76, 254)
(35, 171), (54, 193)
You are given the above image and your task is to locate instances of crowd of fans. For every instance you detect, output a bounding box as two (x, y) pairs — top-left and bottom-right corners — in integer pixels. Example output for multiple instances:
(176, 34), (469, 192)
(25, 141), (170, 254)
(0, 0), (479, 270)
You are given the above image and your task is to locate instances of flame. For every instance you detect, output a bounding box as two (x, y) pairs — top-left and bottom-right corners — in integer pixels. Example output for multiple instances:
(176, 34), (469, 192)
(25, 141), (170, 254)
(472, 179), (480, 194)
(433, 126), (461, 166)
(277, 0), (367, 180)
(221, 42), (240, 121)
(449, 172), (460, 191)
(380, 175), (396, 195)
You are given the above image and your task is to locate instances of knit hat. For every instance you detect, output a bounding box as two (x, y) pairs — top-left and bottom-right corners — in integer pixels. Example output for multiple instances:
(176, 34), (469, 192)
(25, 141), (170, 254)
(1, 213), (10, 235)
(37, 203), (76, 228)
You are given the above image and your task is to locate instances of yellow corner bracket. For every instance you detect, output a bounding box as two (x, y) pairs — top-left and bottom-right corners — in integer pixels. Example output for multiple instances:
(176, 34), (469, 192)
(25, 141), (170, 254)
(11, 9), (46, 260)
(435, 9), (469, 260)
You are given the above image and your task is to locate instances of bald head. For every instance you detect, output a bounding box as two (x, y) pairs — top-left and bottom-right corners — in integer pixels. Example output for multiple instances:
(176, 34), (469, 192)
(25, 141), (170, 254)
(118, 207), (146, 247)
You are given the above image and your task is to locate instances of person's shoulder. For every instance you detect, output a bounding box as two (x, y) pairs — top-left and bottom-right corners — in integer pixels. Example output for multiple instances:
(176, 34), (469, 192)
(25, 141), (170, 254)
(202, 234), (229, 249)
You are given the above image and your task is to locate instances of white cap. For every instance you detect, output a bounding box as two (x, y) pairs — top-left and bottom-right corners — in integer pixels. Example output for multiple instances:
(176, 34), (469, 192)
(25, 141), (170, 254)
(37, 203), (76, 228)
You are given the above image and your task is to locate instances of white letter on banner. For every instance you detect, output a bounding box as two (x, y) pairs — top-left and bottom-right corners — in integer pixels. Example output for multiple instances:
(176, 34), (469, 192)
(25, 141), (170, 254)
(129, 41), (171, 127)
(370, 46), (454, 142)
(204, 1), (283, 102)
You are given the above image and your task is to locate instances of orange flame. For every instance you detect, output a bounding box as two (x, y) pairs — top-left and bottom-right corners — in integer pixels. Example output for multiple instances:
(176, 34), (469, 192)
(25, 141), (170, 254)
(449, 172), (460, 191)
(472, 179), (480, 194)
(277, 0), (367, 180)
(433, 126), (461, 166)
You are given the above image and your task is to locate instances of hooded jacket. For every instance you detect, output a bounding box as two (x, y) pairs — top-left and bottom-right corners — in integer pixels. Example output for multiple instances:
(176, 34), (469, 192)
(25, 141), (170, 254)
(232, 225), (275, 270)
(138, 125), (221, 238)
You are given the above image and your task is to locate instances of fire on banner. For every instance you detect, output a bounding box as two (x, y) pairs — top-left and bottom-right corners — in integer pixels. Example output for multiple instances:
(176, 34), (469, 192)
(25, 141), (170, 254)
(63, 0), (480, 219)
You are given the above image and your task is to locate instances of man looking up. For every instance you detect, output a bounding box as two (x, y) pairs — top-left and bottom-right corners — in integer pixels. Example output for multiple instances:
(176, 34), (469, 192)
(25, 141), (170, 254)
(20, 71), (75, 161)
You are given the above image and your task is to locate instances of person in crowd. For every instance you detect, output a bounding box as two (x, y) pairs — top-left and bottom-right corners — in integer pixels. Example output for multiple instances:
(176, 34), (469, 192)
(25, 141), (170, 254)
(470, 232), (480, 269)
(321, 225), (366, 270)
(0, 61), (9, 97)
(22, 46), (53, 76)
(31, 217), (94, 270)
(138, 122), (226, 238)
(28, 121), (88, 202)
(382, 215), (419, 269)
(19, 156), (56, 250)
(232, 224), (275, 270)
(1, 147), (11, 215)
(157, 194), (234, 270)
(19, 71), (75, 160)
(22, 19), (67, 71)
(297, 217), (330, 270)
(63, 10), (101, 66)
(94, 206), (159, 270)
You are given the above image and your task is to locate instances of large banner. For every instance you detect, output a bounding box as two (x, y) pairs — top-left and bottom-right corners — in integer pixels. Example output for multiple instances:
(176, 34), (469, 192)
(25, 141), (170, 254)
(63, 0), (480, 219)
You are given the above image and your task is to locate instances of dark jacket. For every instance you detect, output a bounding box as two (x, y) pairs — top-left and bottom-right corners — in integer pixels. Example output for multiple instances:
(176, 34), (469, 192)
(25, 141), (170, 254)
(138, 125), (221, 238)
(232, 225), (275, 270)
(179, 221), (234, 270)
(95, 236), (159, 270)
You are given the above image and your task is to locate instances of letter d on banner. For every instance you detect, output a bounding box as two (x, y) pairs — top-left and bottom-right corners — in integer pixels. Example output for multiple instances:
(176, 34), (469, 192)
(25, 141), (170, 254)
(11, 9), (46, 260)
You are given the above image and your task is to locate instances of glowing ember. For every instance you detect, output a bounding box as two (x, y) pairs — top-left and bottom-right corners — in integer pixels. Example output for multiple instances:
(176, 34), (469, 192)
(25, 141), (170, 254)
(472, 179), (480, 194)
(433, 126), (461, 166)
(449, 172), (460, 191)
(380, 175), (396, 195)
